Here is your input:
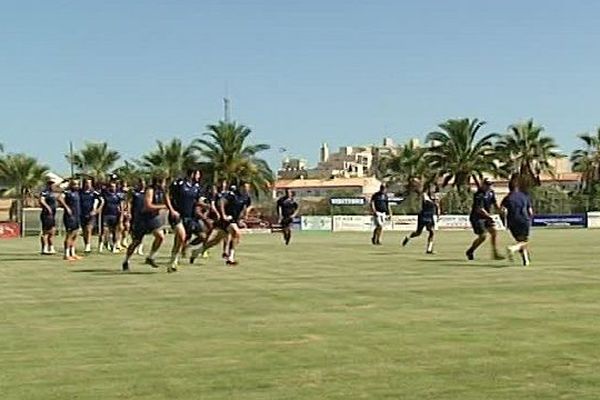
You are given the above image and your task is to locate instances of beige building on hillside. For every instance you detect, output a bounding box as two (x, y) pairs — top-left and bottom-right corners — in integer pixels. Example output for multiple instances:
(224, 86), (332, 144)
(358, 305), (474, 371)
(274, 176), (382, 200)
(278, 137), (409, 180)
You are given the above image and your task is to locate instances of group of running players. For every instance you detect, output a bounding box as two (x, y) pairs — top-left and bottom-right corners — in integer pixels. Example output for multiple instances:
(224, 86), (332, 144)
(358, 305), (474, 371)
(371, 174), (533, 266)
(38, 168), (300, 272)
(39, 167), (532, 270)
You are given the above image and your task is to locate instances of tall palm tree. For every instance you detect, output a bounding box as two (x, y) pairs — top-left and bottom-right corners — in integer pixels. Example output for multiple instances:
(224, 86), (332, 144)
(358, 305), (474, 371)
(496, 119), (562, 187)
(67, 142), (120, 181)
(0, 153), (49, 198)
(570, 128), (600, 193)
(426, 118), (499, 190)
(191, 121), (274, 194)
(378, 139), (429, 193)
(113, 160), (145, 184)
(138, 138), (197, 179)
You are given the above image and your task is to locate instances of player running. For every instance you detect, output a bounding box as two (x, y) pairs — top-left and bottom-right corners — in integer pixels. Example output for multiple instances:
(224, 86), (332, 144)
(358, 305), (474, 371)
(465, 178), (504, 261)
(501, 176), (533, 266)
(167, 169), (203, 273)
(122, 176), (168, 272)
(39, 178), (58, 255)
(189, 182), (230, 264)
(129, 178), (146, 256)
(219, 183), (252, 265)
(370, 184), (391, 245)
(58, 179), (82, 261)
(79, 178), (103, 253)
(100, 181), (124, 253)
(276, 189), (299, 245)
(402, 184), (440, 254)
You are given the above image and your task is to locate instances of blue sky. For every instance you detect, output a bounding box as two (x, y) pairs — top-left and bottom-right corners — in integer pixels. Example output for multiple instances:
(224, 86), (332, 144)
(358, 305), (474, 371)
(1, 0), (599, 174)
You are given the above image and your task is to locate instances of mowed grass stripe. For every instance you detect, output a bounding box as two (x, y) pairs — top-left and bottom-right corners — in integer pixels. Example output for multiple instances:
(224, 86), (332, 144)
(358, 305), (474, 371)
(1, 230), (599, 399)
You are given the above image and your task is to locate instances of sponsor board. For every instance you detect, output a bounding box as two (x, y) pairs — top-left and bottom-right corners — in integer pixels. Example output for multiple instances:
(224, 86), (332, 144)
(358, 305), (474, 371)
(329, 197), (366, 206)
(389, 215), (418, 231)
(587, 212), (600, 228)
(240, 228), (272, 234)
(436, 214), (505, 231)
(532, 214), (587, 228)
(332, 215), (372, 232)
(0, 222), (20, 238)
(301, 216), (332, 231)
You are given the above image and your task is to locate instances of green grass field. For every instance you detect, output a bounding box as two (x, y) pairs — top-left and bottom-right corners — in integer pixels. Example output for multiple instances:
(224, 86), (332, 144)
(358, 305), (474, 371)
(1, 230), (599, 399)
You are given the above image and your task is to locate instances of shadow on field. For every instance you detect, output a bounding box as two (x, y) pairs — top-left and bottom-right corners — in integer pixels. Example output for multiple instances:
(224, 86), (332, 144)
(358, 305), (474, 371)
(418, 258), (513, 269)
(71, 269), (157, 275)
(0, 257), (46, 262)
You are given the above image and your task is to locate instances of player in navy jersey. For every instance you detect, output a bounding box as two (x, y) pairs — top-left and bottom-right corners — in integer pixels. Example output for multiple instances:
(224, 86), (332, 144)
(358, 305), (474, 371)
(128, 178), (146, 256)
(167, 169), (203, 272)
(219, 183), (252, 265)
(39, 179), (58, 255)
(57, 179), (82, 261)
(190, 181), (230, 264)
(122, 176), (168, 272)
(100, 181), (124, 253)
(501, 176), (534, 266)
(79, 178), (103, 253)
(466, 178), (504, 261)
(370, 184), (391, 245)
(277, 189), (299, 245)
(402, 184), (440, 254)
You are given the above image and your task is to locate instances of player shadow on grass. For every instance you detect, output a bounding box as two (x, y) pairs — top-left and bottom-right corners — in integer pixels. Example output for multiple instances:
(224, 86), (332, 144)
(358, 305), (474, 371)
(1, 257), (46, 262)
(70, 269), (157, 275)
(417, 258), (513, 268)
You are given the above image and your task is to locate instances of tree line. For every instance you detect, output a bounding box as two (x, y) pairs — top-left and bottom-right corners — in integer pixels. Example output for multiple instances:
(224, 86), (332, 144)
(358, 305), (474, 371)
(0, 121), (274, 204)
(2, 117), (600, 214)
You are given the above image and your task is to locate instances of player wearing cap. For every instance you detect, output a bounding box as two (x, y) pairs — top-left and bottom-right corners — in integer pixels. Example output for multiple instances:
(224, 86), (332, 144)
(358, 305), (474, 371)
(370, 184), (391, 245)
(39, 179), (58, 255)
(501, 176), (533, 266)
(402, 183), (440, 254)
(466, 178), (504, 261)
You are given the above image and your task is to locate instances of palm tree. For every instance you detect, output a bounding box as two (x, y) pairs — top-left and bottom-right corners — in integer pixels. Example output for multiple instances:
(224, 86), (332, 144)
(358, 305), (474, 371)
(191, 121), (274, 194)
(378, 139), (429, 193)
(570, 128), (600, 193)
(113, 160), (145, 184)
(67, 142), (120, 181)
(496, 119), (562, 188)
(0, 153), (49, 213)
(426, 118), (499, 190)
(138, 138), (197, 179)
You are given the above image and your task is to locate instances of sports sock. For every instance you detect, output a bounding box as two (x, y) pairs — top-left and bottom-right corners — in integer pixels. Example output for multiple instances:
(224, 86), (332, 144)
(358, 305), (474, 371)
(427, 241), (433, 253)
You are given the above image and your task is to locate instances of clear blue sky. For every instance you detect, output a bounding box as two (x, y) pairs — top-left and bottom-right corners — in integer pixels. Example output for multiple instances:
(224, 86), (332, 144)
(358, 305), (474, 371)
(1, 0), (599, 174)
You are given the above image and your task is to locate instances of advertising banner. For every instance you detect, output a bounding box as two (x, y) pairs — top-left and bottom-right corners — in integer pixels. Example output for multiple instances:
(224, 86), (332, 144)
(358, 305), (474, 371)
(436, 215), (505, 231)
(329, 197), (366, 206)
(389, 215), (418, 231)
(586, 212), (600, 228)
(532, 214), (587, 228)
(301, 216), (332, 231)
(332, 215), (373, 231)
(0, 222), (20, 238)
